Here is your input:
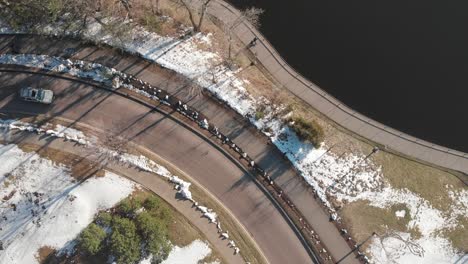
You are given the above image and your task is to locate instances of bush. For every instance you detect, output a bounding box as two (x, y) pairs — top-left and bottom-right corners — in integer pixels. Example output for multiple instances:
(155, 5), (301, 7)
(78, 223), (107, 255)
(143, 196), (161, 211)
(110, 217), (142, 264)
(136, 212), (171, 261)
(0, 0), (85, 30)
(117, 198), (142, 217)
(155, 206), (172, 223)
(289, 116), (324, 147)
(140, 11), (162, 33)
(96, 211), (113, 227)
(255, 110), (265, 120)
(77, 194), (174, 263)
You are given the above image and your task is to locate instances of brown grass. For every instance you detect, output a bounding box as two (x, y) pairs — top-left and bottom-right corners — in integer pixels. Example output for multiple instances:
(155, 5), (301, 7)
(341, 200), (421, 251)
(373, 151), (466, 212)
(199, 252), (222, 264)
(36, 246), (56, 264)
(443, 215), (468, 252)
(16, 143), (105, 180)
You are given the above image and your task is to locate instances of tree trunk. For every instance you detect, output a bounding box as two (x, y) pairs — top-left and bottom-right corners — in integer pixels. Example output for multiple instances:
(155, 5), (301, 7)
(196, 0), (212, 31)
(181, 1), (198, 31)
(228, 31), (233, 61)
(156, 0), (160, 14)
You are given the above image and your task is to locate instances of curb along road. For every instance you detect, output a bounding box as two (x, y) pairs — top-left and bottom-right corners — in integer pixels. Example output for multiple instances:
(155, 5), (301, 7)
(208, 0), (468, 175)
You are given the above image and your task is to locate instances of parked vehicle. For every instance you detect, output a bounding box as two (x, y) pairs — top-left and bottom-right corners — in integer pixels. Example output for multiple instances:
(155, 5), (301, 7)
(19, 87), (54, 104)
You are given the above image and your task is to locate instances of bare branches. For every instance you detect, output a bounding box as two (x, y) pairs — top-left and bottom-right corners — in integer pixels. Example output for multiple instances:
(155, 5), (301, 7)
(175, 0), (213, 32)
(241, 7), (264, 29)
(196, 0), (212, 30)
(178, 0), (198, 31)
(115, 0), (133, 19)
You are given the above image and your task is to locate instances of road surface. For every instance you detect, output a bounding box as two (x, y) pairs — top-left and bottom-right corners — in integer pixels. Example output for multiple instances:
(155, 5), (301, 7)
(0, 35), (363, 264)
(0, 70), (312, 264)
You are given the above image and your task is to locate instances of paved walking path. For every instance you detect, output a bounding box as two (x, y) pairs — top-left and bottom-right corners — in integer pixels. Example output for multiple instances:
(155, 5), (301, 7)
(208, 0), (468, 175)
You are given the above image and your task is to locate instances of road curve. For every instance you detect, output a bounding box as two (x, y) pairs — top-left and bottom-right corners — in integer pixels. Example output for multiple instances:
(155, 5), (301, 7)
(0, 70), (312, 264)
(0, 34), (363, 264)
(0, 129), (248, 264)
(207, 0), (468, 175)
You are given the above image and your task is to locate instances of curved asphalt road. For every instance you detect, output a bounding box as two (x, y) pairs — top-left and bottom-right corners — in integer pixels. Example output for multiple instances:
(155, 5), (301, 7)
(0, 35), (361, 264)
(0, 71), (311, 264)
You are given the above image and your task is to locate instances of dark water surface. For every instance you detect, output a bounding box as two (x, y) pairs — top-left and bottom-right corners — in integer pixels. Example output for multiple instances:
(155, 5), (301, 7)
(228, 0), (468, 153)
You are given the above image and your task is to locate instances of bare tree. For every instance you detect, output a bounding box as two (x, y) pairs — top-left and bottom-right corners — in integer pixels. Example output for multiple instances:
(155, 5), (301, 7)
(150, 0), (161, 15)
(115, 0), (133, 19)
(176, 0), (213, 32)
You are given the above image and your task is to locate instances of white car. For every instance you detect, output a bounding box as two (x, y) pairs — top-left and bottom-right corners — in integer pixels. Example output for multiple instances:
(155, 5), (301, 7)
(19, 87), (54, 104)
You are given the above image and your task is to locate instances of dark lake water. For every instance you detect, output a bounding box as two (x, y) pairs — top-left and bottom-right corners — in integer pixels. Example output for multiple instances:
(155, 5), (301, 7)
(228, 0), (468, 153)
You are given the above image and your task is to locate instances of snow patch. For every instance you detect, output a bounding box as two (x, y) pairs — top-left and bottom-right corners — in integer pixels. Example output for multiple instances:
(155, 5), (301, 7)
(0, 118), (237, 256)
(160, 240), (212, 264)
(170, 176), (193, 201)
(0, 144), (134, 264)
(395, 210), (406, 218)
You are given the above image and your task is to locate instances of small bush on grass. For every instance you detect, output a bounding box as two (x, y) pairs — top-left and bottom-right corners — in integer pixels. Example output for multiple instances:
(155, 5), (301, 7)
(78, 223), (107, 256)
(255, 110), (265, 120)
(140, 11), (162, 33)
(288, 115), (324, 147)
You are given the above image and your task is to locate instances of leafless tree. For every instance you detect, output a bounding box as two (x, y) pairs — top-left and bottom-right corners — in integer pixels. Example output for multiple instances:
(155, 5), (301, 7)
(176, 0), (213, 32)
(151, 0), (161, 15)
(225, 7), (264, 63)
(115, 0), (133, 19)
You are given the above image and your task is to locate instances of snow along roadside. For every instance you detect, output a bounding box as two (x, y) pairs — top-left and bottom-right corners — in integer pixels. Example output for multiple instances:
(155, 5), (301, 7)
(0, 118), (243, 258)
(0, 52), (381, 213)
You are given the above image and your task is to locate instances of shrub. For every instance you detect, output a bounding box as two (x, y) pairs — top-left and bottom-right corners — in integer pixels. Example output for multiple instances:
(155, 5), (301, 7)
(255, 110), (265, 120)
(136, 212), (171, 261)
(155, 206), (172, 223)
(78, 223), (107, 255)
(117, 198), (142, 217)
(143, 196), (161, 211)
(140, 11), (162, 33)
(109, 217), (142, 264)
(96, 211), (113, 227)
(78, 191), (178, 263)
(289, 116), (324, 147)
